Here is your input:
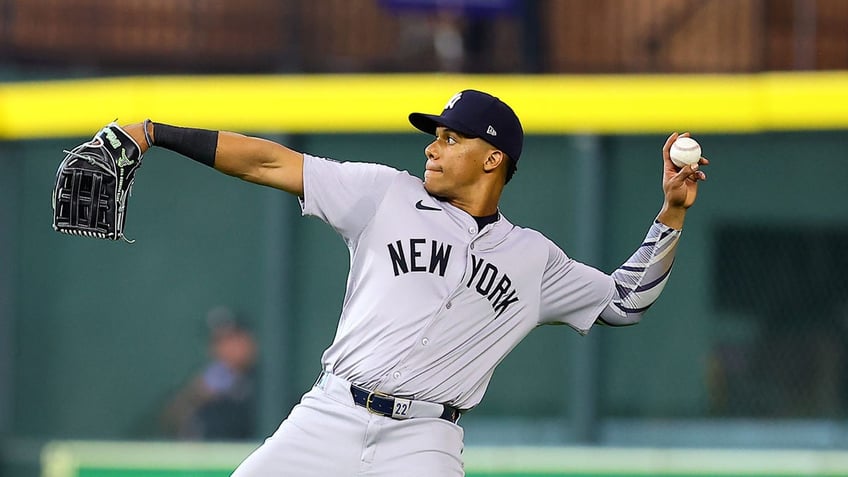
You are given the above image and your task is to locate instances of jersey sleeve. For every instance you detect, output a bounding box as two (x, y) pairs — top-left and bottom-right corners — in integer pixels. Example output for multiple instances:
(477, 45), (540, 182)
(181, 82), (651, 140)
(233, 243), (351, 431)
(597, 220), (682, 326)
(538, 240), (616, 334)
(299, 154), (401, 242)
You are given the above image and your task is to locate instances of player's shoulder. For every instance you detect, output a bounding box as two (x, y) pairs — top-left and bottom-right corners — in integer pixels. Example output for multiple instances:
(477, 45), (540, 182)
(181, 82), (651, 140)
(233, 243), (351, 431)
(304, 153), (400, 172)
(506, 222), (570, 258)
(503, 220), (554, 243)
(305, 153), (413, 181)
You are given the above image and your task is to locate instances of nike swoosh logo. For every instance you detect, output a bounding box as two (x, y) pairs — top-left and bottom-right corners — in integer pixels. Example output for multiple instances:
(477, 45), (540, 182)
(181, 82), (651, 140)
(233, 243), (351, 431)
(415, 200), (441, 211)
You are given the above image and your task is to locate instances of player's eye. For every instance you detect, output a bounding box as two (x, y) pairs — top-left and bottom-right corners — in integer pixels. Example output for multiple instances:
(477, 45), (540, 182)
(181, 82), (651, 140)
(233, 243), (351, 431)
(446, 136), (457, 145)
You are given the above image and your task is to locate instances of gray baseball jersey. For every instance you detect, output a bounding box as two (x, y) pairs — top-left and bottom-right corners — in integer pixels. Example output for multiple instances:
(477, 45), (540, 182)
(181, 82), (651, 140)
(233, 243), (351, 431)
(300, 154), (615, 410)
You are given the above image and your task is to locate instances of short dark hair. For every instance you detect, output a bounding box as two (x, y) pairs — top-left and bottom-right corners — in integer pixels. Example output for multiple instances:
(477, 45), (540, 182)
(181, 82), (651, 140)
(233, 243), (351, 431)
(504, 154), (517, 184)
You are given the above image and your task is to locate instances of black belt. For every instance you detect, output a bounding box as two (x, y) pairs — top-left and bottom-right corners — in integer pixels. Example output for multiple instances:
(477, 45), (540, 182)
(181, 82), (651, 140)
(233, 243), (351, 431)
(349, 384), (462, 423)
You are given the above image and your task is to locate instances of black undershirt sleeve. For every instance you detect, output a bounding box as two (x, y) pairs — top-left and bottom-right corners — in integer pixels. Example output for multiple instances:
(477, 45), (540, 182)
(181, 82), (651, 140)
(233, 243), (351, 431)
(153, 122), (219, 168)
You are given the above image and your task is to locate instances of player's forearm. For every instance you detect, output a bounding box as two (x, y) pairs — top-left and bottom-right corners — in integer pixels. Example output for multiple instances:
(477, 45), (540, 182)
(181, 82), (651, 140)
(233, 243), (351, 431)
(124, 121), (305, 196)
(598, 220), (681, 326)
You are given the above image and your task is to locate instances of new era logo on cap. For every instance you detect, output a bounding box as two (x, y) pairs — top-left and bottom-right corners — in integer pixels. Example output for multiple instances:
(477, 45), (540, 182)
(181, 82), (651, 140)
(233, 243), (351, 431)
(408, 89), (524, 163)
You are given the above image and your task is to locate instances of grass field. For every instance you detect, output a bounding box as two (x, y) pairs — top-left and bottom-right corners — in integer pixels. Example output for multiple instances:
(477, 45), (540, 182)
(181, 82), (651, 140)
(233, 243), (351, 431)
(41, 441), (848, 477)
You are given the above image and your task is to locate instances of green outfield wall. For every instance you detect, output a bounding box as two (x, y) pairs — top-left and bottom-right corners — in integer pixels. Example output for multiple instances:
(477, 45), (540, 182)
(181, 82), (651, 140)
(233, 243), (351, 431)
(2, 74), (848, 475)
(5, 129), (848, 442)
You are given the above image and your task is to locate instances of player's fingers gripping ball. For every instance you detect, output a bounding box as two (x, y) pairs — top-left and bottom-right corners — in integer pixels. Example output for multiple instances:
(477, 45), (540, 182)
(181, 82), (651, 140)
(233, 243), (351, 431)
(670, 136), (701, 168)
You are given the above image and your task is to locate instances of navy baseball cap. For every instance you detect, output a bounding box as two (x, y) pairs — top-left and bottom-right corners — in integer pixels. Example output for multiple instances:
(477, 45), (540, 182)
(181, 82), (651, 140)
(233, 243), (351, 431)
(409, 89), (524, 163)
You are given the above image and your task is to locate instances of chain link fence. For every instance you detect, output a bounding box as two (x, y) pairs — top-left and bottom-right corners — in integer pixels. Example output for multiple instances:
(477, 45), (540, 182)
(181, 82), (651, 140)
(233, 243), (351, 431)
(709, 224), (848, 418)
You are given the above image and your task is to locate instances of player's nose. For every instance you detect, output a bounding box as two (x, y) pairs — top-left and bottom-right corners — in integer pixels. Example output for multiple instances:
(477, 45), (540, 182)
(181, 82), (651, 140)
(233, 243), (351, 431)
(424, 141), (438, 160)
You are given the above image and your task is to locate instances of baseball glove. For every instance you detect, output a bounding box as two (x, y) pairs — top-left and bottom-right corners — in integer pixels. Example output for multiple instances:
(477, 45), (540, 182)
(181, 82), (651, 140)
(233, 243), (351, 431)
(52, 122), (145, 242)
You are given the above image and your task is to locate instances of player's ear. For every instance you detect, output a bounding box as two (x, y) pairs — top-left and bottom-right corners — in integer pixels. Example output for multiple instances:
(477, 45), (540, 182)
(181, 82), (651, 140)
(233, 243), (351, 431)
(482, 149), (505, 174)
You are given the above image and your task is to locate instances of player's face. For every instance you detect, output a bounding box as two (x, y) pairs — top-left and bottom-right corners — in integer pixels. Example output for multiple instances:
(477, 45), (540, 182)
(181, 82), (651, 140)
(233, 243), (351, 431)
(423, 127), (492, 198)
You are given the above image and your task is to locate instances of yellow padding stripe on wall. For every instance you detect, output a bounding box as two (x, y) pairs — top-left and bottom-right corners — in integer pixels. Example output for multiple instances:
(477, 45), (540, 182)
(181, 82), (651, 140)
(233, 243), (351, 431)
(2, 72), (848, 140)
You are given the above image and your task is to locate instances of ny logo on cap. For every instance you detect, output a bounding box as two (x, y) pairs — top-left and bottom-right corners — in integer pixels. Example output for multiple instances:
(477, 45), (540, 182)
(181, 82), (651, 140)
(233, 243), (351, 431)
(444, 92), (462, 110)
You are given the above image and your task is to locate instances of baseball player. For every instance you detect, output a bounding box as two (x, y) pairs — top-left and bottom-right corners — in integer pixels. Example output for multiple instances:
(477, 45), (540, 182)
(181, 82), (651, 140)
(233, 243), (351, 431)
(121, 89), (707, 476)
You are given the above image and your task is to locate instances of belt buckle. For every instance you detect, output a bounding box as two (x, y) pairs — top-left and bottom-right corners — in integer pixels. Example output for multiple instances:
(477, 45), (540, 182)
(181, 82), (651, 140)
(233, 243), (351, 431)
(365, 390), (390, 415)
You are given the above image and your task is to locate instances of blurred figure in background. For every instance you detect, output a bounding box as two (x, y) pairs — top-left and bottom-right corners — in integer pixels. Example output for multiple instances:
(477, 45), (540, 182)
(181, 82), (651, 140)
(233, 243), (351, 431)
(161, 306), (258, 440)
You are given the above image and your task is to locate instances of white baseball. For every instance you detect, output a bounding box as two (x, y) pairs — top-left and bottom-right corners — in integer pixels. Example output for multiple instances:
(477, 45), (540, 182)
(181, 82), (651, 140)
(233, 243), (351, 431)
(670, 137), (702, 168)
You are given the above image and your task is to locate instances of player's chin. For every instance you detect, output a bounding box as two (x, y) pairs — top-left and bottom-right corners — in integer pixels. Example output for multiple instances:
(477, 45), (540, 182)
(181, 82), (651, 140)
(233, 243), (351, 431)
(423, 172), (443, 193)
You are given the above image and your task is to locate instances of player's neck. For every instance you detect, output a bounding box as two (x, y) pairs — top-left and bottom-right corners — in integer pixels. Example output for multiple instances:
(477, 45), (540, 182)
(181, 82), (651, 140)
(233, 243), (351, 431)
(446, 187), (502, 218)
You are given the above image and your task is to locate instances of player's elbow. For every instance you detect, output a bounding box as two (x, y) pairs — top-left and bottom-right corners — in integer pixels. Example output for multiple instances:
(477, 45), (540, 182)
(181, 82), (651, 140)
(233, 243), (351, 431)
(232, 158), (305, 196)
(597, 316), (642, 327)
(230, 164), (266, 184)
(597, 302), (645, 327)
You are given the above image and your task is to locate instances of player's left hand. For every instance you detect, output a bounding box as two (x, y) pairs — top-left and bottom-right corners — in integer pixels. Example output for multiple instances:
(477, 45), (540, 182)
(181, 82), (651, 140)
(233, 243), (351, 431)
(661, 132), (707, 210)
(52, 122), (146, 241)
